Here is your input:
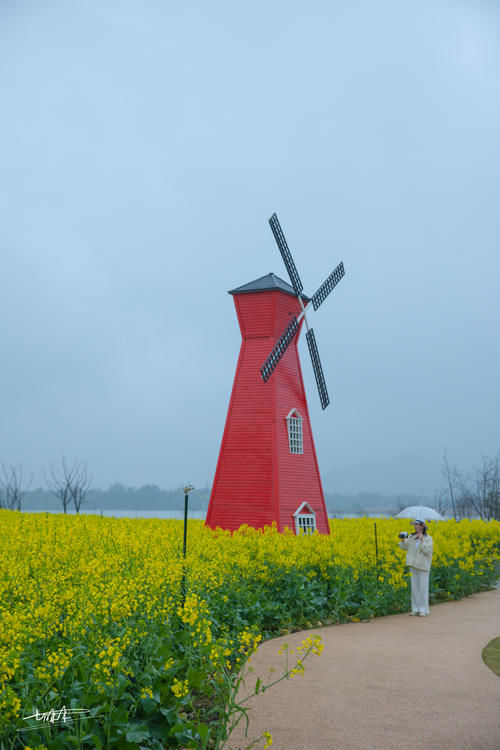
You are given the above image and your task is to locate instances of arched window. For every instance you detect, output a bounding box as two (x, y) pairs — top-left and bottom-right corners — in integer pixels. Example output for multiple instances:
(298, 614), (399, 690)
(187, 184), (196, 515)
(293, 502), (317, 534)
(286, 409), (303, 454)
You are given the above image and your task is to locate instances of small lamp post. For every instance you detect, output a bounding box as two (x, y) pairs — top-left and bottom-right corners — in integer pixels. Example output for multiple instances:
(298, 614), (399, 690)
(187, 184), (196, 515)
(183, 484), (195, 558)
(181, 484), (194, 606)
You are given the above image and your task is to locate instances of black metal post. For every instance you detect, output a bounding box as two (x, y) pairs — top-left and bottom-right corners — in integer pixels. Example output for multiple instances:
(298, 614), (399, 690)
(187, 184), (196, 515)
(183, 491), (189, 558)
(181, 485), (194, 607)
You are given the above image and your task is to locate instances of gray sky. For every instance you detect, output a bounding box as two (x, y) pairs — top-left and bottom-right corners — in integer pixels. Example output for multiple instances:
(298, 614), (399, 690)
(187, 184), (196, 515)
(1, 0), (499, 496)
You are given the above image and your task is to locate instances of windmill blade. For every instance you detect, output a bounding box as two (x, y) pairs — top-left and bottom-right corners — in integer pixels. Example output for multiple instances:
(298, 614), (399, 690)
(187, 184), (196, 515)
(306, 328), (330, 409)
(269, 213), (304, 297)
(260, 316), (300, 382)
(311, 262), (345, 311)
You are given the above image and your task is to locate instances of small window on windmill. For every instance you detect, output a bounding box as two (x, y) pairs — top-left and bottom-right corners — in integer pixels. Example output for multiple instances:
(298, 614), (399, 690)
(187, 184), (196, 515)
(286, 409), (303, 454)
(293, 502), (317, 535)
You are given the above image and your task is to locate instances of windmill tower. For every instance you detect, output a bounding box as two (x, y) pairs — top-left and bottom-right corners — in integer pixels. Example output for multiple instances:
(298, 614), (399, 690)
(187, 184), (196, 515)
(205, 214), (345, 534)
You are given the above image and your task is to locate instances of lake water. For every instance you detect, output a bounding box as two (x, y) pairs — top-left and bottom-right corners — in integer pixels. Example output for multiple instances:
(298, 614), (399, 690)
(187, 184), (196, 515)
(26, 508), (208, 520)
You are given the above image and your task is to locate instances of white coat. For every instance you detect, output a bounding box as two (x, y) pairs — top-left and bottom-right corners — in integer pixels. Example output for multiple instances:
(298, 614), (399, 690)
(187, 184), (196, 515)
(399, 534), (433, 572)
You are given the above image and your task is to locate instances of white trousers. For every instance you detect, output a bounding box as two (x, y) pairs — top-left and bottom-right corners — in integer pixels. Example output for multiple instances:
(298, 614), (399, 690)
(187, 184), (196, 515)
(409, 566), (430, 615)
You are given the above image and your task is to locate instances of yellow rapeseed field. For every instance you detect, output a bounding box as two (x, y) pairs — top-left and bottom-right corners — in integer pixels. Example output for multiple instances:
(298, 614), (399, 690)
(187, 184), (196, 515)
(0, 510), (498, 748)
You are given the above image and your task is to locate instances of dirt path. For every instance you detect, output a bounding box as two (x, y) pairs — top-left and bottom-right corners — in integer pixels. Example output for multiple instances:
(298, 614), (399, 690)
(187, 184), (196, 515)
(225, 589), (500, 750)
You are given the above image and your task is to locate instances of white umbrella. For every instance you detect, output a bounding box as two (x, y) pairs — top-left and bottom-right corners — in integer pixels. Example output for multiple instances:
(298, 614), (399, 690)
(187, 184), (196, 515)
(395, 505), (445, 521)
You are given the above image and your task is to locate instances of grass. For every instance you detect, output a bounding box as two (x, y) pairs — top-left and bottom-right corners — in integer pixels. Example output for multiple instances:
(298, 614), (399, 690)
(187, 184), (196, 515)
(482, 636), (500, 677)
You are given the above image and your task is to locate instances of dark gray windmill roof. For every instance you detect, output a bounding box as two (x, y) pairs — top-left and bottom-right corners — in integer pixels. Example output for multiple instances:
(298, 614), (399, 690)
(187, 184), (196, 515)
(229, 273), (310, 301)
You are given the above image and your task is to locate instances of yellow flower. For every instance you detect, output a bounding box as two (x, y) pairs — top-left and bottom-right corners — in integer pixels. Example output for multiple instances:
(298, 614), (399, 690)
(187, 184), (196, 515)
(171, 678), (189, 698)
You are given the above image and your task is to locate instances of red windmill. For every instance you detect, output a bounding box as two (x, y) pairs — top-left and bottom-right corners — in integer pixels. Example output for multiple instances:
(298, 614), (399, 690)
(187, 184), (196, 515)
(205, 213), (345, 534)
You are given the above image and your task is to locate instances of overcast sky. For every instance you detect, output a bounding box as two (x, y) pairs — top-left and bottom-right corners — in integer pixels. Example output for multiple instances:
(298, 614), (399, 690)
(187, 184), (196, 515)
(1, 0), (499, 496)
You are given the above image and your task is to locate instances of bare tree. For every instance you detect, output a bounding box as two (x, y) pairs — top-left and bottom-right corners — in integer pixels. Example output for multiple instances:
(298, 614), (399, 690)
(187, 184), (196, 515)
(441, 452), (500, 521)
(441, 451), (457, 520)
(0, 464), (32, 510)
(69, 461), (92, 514)
(468, 454), (500, 521)
(46, 457), (92, 514)
(46, 458), (74, 514)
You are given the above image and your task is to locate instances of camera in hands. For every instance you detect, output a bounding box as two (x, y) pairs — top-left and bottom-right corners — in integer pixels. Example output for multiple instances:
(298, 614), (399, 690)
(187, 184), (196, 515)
(398, 531), (409, 539)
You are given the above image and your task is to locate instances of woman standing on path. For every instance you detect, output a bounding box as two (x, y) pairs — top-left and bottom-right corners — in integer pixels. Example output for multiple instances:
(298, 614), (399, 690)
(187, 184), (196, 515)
(398, 519), (433, 616)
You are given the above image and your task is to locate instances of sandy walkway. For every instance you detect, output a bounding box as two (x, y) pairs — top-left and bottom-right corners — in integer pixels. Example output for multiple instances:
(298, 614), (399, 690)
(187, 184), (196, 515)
(225, 589), (500, 750)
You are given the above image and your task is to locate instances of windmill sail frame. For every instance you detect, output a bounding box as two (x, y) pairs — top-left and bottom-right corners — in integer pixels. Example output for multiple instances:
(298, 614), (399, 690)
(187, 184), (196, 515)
(261, 213), (345, 410)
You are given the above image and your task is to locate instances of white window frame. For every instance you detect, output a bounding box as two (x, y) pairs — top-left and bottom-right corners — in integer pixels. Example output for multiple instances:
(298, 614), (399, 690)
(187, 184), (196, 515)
(286, 409), (303, 455)
(293, 502), (317, 535)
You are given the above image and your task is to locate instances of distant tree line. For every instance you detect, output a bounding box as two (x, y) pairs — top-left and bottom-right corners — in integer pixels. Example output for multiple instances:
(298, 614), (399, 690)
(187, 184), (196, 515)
(326, 491), (430, 516)
(1, 453), (499, 519)
(0, 460), (210, 514)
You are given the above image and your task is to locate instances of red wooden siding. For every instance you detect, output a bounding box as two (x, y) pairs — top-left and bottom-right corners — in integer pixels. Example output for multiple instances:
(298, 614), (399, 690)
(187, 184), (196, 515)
(205, 286), (329, 534)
